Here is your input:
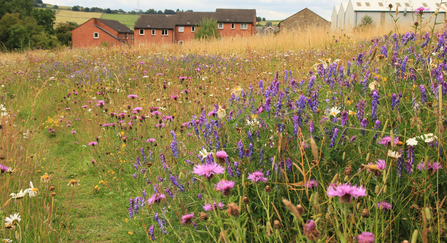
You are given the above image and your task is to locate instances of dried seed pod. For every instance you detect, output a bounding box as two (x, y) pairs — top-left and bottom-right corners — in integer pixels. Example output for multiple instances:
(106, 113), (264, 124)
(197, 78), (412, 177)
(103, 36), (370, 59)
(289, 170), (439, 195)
(227, 203), (240, 217)
(243, 196), (250, 204)
(199, 212), (208, 221)
(273, 220), (280, 229)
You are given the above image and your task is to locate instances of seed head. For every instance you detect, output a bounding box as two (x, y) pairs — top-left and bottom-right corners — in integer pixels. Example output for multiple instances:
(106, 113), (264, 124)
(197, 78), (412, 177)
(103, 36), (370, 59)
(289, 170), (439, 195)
(227, 203), (240, 217)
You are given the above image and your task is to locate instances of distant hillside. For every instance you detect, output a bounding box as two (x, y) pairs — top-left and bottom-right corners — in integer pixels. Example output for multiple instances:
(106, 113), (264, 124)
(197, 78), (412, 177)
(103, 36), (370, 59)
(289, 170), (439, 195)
(55, 10), (103, 25)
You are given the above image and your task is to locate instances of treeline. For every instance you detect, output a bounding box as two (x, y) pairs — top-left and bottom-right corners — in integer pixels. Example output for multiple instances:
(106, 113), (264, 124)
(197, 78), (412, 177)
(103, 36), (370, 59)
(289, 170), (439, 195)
(68, 6), (193, 15)
(0, 0), (77, 51)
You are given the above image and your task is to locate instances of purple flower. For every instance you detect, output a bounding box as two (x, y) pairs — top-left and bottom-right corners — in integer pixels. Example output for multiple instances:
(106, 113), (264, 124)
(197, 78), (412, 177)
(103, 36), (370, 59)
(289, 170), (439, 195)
(88, 141), (98, 146)
(414, 7), (430, 15)
(216, 151), (228, 159)
(237, 140), (244, 159)
(357, 100), (365, 122)
(248, 171), (268, 183)
(306, 180), (319, 189)
(327, 183), (367, 203)
(218, 202), (225, 209)
(147, 193), (166, 205)
(149, 225), (155, 240)
(377, 201), (392, 210)
(128, 94), (138, 99)
(330, 127), (339, 147)
(341, 111), (348, 127)
(420, 85), (427, 104)
(203, 203), (213, 211)
(303, 220), (319, 241)
(377, 136), (399, 146)
(1, 164), (10, 173)
(371, 90), (379, 120)
(192, 163), (225, 179)
(215, 180), (235, 196)
(181, 213), (194, 225)
(356, 232), (375, 243)
(350, 136), (357, 142)
(360, 118), (368, 136)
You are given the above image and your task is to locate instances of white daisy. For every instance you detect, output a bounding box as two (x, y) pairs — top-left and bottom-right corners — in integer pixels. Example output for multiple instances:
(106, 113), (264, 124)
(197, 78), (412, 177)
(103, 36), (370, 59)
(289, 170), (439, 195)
(217, 106), (226, 119)
(387, 150), (401, 159)
(24, 181), (39, 198)
(10, 190), (26, 200)
(4, 213), (21, 227)
(198, 148), (213, 159)
(406, 138), (418, 146)
(2, 239), (13, 243)
(247, 118), (260, 127)
(328, 107), (341, 117)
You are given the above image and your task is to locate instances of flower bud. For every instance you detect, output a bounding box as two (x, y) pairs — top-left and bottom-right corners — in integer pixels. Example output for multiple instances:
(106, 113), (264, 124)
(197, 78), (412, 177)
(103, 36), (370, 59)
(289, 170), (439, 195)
(362, 209), (369, 218)
(264, 185), (272, 193)
(273, 220), (280, 229)
(243, 196), (250, 204)
(424, 207), (432, 221)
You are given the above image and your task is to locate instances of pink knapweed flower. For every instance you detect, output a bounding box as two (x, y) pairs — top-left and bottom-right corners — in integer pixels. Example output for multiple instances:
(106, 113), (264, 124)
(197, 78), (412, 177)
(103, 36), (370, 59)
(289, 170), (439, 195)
(414, 7), (429, 15)
(128, 94), (138, 99)
(377, 201), (392, 210)
(327, 183), (367, 203)
(215, 151), (228, 159)
(306, 180), (319, 189)
(88, 142), (98, 146)
(147, 193), (166, 205)
(215, 180), (235, 196)
(248, 171), (268, 183)
(181, 212), (194, 225)
(192, 163), (225, 179)
(377, 136), (399, 146)
(356, 232), (375, 243)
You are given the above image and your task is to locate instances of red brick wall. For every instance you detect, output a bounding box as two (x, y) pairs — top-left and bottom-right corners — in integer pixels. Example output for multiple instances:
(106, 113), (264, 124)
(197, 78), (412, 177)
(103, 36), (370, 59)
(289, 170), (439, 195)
(174, 26), (196, 43)
(134, 29), (175, 45)
(72, 19), (132, 48)
(217, 23), (254, 38)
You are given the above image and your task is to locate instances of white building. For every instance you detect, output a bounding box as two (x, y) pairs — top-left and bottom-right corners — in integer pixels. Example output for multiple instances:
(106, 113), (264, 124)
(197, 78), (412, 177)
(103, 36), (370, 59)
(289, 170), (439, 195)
(331, 5), (341, 30)
(332, 0), (446, 30)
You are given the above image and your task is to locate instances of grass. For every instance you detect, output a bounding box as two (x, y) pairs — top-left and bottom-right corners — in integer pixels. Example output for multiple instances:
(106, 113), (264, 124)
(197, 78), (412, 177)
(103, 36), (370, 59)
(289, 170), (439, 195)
(1, 12), (447, 242)
(55, 10), (103, 25)
(102, 14), (139, 29)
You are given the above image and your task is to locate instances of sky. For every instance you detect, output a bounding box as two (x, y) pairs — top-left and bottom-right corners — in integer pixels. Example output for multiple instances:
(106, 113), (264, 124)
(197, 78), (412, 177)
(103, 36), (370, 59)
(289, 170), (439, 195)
(50, 0), (341, 21)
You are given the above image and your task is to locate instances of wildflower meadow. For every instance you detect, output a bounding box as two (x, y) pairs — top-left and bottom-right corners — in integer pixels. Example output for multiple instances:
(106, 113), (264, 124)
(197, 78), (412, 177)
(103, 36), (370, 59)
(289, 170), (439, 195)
(1, 10), (447, 243)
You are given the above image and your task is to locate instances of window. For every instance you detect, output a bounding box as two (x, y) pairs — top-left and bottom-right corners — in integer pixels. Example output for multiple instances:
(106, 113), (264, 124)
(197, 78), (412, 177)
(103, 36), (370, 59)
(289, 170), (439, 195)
(356, 2), (361, 6)
(422, 3), (428, 7)
(240, 23), (247, 29)
(218, 23), (223, 29)
(139, 29), (144, 35)
(191, 26), (195, 32)
(126, 34), (128, 39)
(378, 2), (383, 6)
(93, 32), (99, 38)
(231, 23), (235, 29)
(161, 29), (168, 36)
(178, 26), (184, 32)
(365, 2), (370, 6)
(151, 29), (155, 35)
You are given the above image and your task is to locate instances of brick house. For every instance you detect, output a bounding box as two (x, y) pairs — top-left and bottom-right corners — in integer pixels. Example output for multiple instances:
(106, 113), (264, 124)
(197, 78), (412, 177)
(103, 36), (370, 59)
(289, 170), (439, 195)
(134, 9), (256, 45)
(71, 18), (134, 48)
(278, 8), (330, 31)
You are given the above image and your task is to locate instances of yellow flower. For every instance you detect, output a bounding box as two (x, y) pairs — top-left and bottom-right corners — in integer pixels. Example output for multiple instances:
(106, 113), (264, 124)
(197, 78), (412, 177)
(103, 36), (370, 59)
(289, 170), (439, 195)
(128, 231), (133, 235)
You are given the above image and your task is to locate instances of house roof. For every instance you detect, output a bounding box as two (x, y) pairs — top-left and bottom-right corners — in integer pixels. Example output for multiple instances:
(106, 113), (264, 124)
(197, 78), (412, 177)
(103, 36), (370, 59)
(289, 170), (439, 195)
(339, 1), (350, 12)
(134, 14), (178, 29)
(135, 9), (256, 29)
(176, 11), (217, 25)
(215, 9), (256, 23)
(279, 8), (330, 25)
(347, 0), (446, 12)
(97, 19), (133, 33)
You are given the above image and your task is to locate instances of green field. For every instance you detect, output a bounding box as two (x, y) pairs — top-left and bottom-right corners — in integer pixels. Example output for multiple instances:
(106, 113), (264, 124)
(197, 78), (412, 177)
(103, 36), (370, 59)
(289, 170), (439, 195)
(55, 9), (103, 25)
(101, 14), (139, 29)
(258, 20), (281, 26)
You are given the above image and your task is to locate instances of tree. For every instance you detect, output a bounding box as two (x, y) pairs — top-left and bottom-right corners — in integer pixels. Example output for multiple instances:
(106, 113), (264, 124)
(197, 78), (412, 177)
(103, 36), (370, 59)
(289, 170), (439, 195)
(52, 5), (58, 9)
(266, 21), (272, 26)
(84, 7), (89, 12)
(0, 0), (34, 20)
(105, 8), (112, 13)
(194, 17), (219, 40)
(262, 17), (266, 21)
(256, 17), (261, 22)
(359, 15), (374, 28)
(145, 9), (155, 14)
(0, 13), (21, 44)
(72, 5), (80, 11)
(157, 10), (163, 14)
(32, 8), (56, 34)
(164, 9), (175, 14)
(54, 22), (77, 46)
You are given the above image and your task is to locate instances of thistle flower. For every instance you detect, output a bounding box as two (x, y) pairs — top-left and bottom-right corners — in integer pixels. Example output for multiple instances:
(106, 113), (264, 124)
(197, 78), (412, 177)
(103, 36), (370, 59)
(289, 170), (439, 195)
(377, 201), (392, 210)
(192, 163), (225, 180)
(377, 136), (399, 146)
(0, 164), (11, 173)
(181, 213), (194, 225)
(203, 203), (213, 211)
(327, 183), (367, 203)
(216, 151), (228, 164)
(128, 94), (138, 99)
(248, 171), (268, 183)
(356, 232), (375, 243)
(414, 6), (430, 15)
